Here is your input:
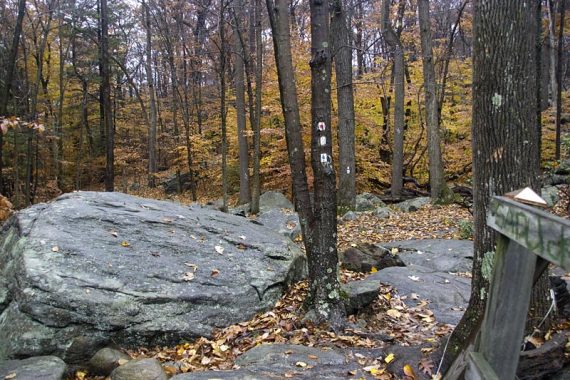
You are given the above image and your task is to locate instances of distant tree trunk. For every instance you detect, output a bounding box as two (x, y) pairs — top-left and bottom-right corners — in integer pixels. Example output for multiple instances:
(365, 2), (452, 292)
(547, 0), (558, 110)
(331, 0), (356, 211)
(555, 0), (565, 160)
(354, 0), (364, 78)
(0, 0), (27, 193)
(101, 0), (114, 191)
(56, 13), (66, 191)
(144, 0), (158, 188)
(381, 0), (404, 198)
(418, 0), (449, 202)
(220, 0), (228, 212)
(251, 0), (263, 214)
(443, 0), (541, 372)
(232, 0), (251, 205)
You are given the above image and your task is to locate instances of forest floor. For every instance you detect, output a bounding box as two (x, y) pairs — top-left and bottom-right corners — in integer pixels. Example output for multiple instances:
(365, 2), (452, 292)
(74, 188), (570, 380)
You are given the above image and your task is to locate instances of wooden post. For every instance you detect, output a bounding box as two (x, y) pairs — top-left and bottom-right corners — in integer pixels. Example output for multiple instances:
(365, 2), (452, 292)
(476, 235), (537, 379)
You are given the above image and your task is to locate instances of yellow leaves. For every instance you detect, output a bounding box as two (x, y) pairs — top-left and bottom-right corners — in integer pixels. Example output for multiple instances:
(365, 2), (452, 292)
(370, 266), (378, 273)
(403, 364), (417, 379)
(121, 241), (130, 247)
(384, 353), (395, 364)
(74, 370), (87, 380)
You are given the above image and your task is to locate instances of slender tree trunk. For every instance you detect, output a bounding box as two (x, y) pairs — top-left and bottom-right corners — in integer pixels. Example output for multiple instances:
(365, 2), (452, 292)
(355, 0), (364, 78)
(381, 0), (404, 198)
(418, 0), (449, 202)
(0, 0), (27, 194)
(143, 0), (158, 187)
(232, 0), (251, 205)
(220, 0), (228, 212)
(555, 0), (566, 160)
(250, 0), (262, 214)
(443, 0), (541, 372)
(331, 0), (356, 211)
(547, 0), (558, 110)
(56, 14), (66, 191)
(101, 0), (114, 191)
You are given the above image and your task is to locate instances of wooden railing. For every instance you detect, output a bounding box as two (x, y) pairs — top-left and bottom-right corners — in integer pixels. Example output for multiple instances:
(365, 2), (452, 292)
(453, 196), (570, 380)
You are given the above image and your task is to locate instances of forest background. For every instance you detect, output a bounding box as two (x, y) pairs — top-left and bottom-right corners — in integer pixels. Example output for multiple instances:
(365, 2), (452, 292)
(0, 0), (567, 211)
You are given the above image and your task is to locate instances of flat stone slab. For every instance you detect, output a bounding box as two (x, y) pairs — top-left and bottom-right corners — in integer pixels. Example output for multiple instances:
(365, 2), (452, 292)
(0, 356), (66, 380)
(0, 192), (306, 363)
(382, 239), (474, 273)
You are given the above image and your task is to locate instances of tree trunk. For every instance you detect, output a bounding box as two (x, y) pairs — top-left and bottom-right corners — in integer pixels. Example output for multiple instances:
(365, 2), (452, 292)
(443, 0), (542, 372)
(354, 0), (364, 78)
(220, 0), (228, 212)
(331, 0), (356, 211)
(307, 0), (344, 325)
(381, 0), (404, 198)
(0, 0), (27, 194)
(144, 0), (158, 188)
(101, 0), (114, 191)
(251, 0), (262, 214)
(547, 0), (558, 110)
(555, 0), (566, 160)
(418, 0), (449, 203)
(232, 0), (251, 205)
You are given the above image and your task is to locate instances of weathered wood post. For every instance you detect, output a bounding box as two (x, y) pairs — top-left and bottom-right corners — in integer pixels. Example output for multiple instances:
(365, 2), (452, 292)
(465, 194), (570, 380)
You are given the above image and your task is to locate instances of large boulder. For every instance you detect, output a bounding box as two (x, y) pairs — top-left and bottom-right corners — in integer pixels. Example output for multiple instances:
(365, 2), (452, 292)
(394, 197), (430, 212)
(259, 191), (294, 211)
(0, 356), (67, 380)
(355, 193), (386, 212)
(0, 192), (306, 363)
(256, 209), (301, 241)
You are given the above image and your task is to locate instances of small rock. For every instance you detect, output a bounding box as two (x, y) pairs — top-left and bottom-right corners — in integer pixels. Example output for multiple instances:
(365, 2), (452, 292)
(340, 243), (405, 273)
(541, 186), (559, 208)
(89, 348), (131, 376)
(342, 211), (358, 221)
(111, 358), (167, 380)
(394, 197), (430, 212)
(259, 191), (294, 210)
(373, 207), (392, 219)
(0, 356), (66, 380)
(343, 279), (382, 315)
(355, 193), (386, 212)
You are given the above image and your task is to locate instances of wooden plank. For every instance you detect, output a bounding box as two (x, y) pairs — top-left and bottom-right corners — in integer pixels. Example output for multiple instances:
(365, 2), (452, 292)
(465, 352), (500, 380)
(476, 235), (537, 380)
(487, 196), (570, 271)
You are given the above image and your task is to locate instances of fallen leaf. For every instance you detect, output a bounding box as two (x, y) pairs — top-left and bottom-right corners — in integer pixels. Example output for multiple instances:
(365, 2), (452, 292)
(201, 356), (211, 365)
(215, 245), (224, 254)
(370, 266), (378, 273)
(185, 262), (198, 271)
(307, 354), (318, 360)
(419, 358), (434, 375)
(182, 272), (195, 281)
(403, 364), (417, 379)
(387, 309), (402, 318)
(296, 361), (307, 368)
(75, 370), (87, 380)
(211, 269), (220, 277)
(51, 246), (59, 252)
(121, 241), (130, 247)
(239, 235), (247, 240)
(117, 358), (129, 365)
(4, 373), (16, 380)
(391, 247), (399, 254)
(110, 231), (118, 237)
(384, 352), (395, 363)
(408, 275), (420, 281)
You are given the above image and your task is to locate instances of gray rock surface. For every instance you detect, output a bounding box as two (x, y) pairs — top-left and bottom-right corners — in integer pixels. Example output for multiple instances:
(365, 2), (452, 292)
(341, 211), (358, 221)
(89, 347), (131, 376)
(382, 239), (474, 273)
(259, 191), (294, 210)
(256, 209), (301, 240)
(111, 358), (167, 380)
(394, 197), (430, 212)
(0, 356), (66, 380)
(0, 192), (306, 363)
(373, 207), (392, 218)
(541, 185), (560, 208)
(355, 193), (386, 212)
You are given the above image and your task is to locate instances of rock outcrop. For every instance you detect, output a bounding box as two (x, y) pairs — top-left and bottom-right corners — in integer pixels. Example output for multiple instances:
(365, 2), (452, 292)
(0, 192), (306, 363)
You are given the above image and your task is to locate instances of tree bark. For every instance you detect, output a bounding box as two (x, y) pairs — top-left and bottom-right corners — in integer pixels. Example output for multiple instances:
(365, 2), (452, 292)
(418, 0), (449, 203)
(331, 0), (356, 211)
(220, 0), (228, 212)
(0, 0), (27, 193)
(381, 0), (404, 198)
(101, 0), (114, 191)
(144, 0), (158, 188)
(232, 0), (251, 205)
(555, 0), (566, 160)
(308, 0), (344, 325)
(251, 0), (262, 214)
(443, 0), (541, 372)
